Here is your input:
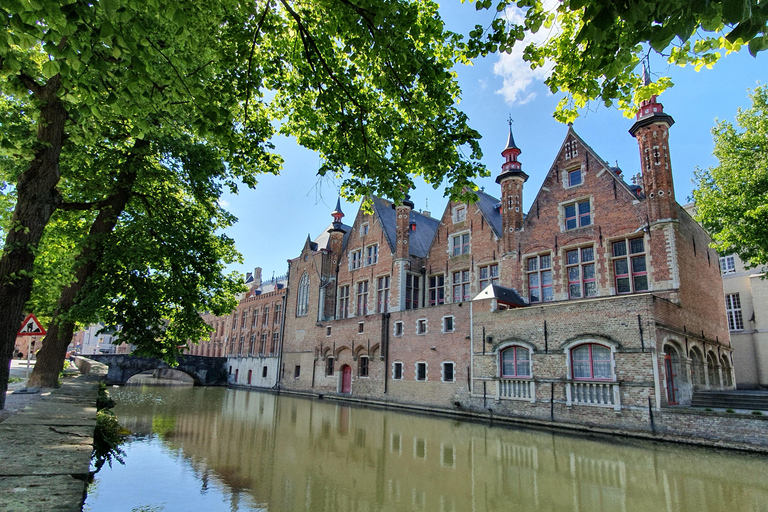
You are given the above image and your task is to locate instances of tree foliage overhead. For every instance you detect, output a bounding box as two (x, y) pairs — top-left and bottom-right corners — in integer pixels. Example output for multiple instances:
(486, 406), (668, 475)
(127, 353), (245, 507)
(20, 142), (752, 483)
(692, 85), (768, 270)
(466, 0), (767, 122)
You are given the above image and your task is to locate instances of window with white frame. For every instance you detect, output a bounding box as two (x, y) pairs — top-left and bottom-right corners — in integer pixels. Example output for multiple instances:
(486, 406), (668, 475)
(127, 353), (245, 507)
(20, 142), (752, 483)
(350, 249), (362, 270)
(612, 237), (648, 293)
(377, 275), (390, 313)
(338, 285), (350, 319)
(392, 362), (403, 380)
(405, 274), (420, 310)
(527, 254), (553, 303)
(442, 362), (455, 382)
(417, 319), (427, 335)
(361, 223), (369, 236)
(720, 255), (736, 274)
(429, 275), (445, 306)
(394, 321), (404, 337)
(296, 273), (310, 316)
(252, 310), (258, 328)
(241, 311), (248, 330)
(500, 346), (531, 378)
(571, 343), (612, 380)
(271, 331), (279, 354)
(725, 293), (744, 331)
(231, 313), (238, 331)
(365, 244), (378, 266)
(452, 270), (470, 303)
(453, 205), (467, 223)
(274, 304), (282, 325)
(564, 199), (591, 230)
(356, 280), (369, 316)
(568, 167), (582, 186)
(442, 316), (454, 333)
(451, 232), (470, 256)
(416, 362), (427, 381)
(262, 307), (269, 326)
(479, 263), (499, 289)
(260, 332), (268, 354)
(566, 246), (597, 299)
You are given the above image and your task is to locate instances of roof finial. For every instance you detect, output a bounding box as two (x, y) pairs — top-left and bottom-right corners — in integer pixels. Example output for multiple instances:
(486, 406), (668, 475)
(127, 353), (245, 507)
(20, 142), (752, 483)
(642, 57), (651, 86)
(507, 114), (514, 129)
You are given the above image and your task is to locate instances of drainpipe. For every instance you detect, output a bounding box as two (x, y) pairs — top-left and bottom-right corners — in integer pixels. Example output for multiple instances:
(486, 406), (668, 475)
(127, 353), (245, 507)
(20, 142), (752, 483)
(383, 312), (390, 394)
(276, 267), (289, 389)
(470, 300), (474, 395)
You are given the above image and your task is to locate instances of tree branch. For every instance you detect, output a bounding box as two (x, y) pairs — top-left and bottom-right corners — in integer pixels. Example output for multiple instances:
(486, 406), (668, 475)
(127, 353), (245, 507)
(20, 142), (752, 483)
(245, 1), (272, 125)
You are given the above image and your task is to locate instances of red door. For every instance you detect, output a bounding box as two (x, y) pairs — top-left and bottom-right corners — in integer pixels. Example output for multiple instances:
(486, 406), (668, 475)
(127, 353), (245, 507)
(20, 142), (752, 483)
(341, 365), (352, 393)
(665, 355), (678, 405)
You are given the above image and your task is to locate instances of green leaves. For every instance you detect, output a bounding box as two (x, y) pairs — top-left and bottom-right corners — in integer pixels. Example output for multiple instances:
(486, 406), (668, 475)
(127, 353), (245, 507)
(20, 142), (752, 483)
(692, 85), (768, 269)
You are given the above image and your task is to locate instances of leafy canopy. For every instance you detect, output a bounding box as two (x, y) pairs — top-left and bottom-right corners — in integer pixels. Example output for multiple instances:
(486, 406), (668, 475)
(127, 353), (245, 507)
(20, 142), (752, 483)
(465, 0), (767, 122)
(692, 85), (768, 270)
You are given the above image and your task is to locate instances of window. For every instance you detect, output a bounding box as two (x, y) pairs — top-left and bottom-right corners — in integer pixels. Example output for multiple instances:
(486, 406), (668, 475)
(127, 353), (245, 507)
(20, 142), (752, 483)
(442, 316), (454, 333)
(454, 205), (466, 223)
(350, 249), (362, 270)
(294, 365), (301, 378)
(249, 333), (256, 354)
(571, 344), (612, 380)
(359, 356), (369, 377)
(262, 366), (268, 378)
(297, 273), (310, 316)
(241, 311), (248, 330)
(452, 233), (470, 256)
(262, 307), (269, 326)
(452, 270), (470, 303)
(252, 310), (259, 328)
(568, 168), (582, 186)
(405, 274), (420, 310)
(566, 246), (597, 299)
(612, 238), (648, 293)
(417, 319), (427, 335)
(442, 362), (455, 382)
(361, 223), (369, 236)
(393, 362), (403, 380)
(500, 346), (531, 378)
(725, 293), (744, 331)
(326, 326), (332, 337)
(326, 357), (334, 376)
(564, 200), (591, 230)
(377, 276), (390, 313)
(274, 304), (281, 325)
(527, 254), (553, 303)
(365, 245), (378, 266)
(271, 332), (279, 354)
(232, 313), (238, 331)
(338, 285), (350, 319)
(356, 280), (369, 316)
(479, 264), (499, 290)
(358, 322), (364, 333)
(720, 255), (736, 274)
(394, 321), (404, 337)
(416, 362), (427, 381)
(429, 275), (445, 306)
(260, 332), (268, 354)
(247, 369), (252, 384)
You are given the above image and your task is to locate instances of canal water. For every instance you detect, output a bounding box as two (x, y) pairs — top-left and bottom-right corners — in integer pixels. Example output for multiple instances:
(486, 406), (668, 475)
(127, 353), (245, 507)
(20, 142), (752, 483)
(84, 386), (768, 512)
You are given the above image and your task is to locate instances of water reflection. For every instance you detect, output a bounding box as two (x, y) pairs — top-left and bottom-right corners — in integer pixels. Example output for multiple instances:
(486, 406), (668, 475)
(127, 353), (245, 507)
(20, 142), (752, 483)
(85, 386), (768, 512)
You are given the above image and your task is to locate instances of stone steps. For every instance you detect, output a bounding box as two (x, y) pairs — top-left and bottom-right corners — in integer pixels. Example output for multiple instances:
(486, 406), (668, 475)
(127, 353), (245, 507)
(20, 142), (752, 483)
(691, 390), (768, 411)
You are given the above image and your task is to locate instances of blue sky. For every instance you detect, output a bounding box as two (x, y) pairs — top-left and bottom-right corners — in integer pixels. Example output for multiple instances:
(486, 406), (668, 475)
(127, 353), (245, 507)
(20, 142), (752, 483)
(221, 3), (765, 280)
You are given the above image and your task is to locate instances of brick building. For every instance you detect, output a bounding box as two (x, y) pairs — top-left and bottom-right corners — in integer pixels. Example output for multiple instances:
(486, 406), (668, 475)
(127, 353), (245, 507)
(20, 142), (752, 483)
(277, 91), (733, 431)
(189, 268), (288, 388)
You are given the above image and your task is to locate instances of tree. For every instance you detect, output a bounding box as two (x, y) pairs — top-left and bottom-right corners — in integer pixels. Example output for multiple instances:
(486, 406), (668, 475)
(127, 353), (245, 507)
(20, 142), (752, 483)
(0, 0), (484, 407)
(692, 85), (768, 269)
(467, 0), (768, 122)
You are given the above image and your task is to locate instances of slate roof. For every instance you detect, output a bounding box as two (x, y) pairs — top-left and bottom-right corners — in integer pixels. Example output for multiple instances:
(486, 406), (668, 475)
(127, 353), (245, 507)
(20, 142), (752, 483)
(474, 189), (503, 238)
(313, 222), (352, 252)
(372, 196), (440, 258)
(473, 283), (527, 308)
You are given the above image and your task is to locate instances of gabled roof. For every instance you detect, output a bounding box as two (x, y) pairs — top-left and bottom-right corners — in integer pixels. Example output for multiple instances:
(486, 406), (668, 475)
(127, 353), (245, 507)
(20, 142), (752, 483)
(474, 189), (503, 238)
(313, 222), (352, 252)
(372, 196), (440, 258)
(473, 283), (527, 308)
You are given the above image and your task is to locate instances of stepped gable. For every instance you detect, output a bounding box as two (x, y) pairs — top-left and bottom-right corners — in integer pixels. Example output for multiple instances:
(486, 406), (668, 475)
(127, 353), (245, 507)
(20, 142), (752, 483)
(473, 188), (503, 238)
(372, 196), (439, 258)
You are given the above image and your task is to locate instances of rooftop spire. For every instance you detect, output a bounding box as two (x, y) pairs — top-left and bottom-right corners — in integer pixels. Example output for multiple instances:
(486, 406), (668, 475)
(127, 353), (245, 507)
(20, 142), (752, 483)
(505, 114), (518, 150)
(496, 117), (527, 184)
(642, 58), (651, 87)
(330, 197), (345, 231)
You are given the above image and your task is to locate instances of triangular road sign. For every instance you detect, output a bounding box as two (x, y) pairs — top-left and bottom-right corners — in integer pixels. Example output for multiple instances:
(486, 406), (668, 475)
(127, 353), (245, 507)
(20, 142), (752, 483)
(17, 314), (46, 336)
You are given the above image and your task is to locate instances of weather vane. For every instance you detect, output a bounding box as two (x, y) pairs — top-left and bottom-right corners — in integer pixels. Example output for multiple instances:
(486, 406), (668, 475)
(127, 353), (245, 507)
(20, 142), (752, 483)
(507, 114), (514, 128)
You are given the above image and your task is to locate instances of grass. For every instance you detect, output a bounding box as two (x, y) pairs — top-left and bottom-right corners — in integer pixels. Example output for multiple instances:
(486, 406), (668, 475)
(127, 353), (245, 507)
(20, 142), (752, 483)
(8, 377), (23, 384)
(751, 411), (764, 416)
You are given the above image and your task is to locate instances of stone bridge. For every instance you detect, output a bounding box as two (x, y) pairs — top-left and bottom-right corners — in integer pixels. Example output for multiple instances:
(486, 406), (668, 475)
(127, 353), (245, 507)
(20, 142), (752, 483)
(81, 354), (228, 386)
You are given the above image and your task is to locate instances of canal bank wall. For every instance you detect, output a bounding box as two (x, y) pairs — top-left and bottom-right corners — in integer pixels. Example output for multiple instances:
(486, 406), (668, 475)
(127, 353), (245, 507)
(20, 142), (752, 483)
(267, 387), (768, 454)
(0, 358), (107, 512)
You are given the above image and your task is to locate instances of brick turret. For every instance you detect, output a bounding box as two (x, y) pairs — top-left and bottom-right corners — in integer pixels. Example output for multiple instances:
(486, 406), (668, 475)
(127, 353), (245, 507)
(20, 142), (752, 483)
(496, 123), (528, 252)
(629, 70), (677, 223)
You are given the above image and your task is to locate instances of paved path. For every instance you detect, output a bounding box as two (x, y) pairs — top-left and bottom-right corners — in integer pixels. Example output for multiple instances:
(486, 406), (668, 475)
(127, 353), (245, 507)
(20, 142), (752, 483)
(0, 364), (101, 512)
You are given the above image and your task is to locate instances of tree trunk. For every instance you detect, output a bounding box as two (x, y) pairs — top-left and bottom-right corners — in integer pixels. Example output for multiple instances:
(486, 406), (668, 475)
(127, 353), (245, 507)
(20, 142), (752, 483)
(0, 76), (66, 408)
(27, 148), (143, 388)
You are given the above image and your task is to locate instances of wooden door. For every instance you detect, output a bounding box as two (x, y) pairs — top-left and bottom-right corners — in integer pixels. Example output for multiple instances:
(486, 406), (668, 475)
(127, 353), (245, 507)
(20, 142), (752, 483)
(341, 365), (352, 393)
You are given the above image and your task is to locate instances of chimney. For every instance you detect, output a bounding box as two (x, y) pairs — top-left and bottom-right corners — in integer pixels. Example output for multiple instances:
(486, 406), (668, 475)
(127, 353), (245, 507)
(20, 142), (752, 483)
(253, 267), (262, 288)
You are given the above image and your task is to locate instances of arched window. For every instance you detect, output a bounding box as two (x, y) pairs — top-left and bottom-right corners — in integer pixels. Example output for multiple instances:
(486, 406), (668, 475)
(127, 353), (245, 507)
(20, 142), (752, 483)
(297, 272), (310, 316)
(690, 348), (705, 386)
(571, 343), (612, 380)
(500, 346), (531, 378)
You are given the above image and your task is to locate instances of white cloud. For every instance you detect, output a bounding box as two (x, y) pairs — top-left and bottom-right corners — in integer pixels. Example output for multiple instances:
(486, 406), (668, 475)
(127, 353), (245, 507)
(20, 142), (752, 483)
(218, 199), (230, 208)
(493, 0), (559, 105)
